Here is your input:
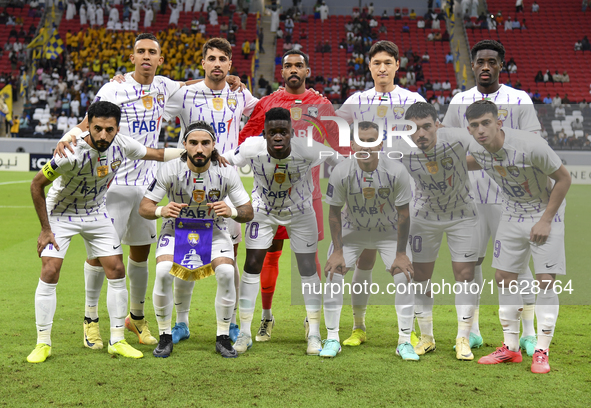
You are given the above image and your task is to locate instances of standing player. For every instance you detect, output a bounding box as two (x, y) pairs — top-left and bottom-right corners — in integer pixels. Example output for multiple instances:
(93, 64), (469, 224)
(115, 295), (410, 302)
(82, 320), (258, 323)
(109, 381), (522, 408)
(335, 40), (426, 347)
(238, 49), (348, 342)
(392, 102), (479, 361)
(224, 107), (340, 355)
(27, 101), (182, 363)
(139, 121), (253, 358)
(442, 40), (541, 355)
(162, 37), (258, 344)
(465, 100), (570, 374)
(323, 122), (415, 360)
(57, 33), (183, 348)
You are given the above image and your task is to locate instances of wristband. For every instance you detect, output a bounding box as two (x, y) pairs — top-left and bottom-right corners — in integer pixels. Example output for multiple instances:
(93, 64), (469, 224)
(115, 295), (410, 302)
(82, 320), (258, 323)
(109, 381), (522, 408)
(59, 126), (83, 143)
(163, 148), (184, 162)
(230, 208), (238, 219)
(155, 207), (163, 218)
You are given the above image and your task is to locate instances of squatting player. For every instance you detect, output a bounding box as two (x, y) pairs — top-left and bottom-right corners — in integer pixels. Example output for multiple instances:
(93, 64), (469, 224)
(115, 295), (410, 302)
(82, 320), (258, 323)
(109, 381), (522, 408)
(392, 102), (479, 361)
(27, 101), (182, 363)
(465, 101), (570, 374)
(323, 121), (415, 360)
(139, 121), (253, 358)
(442, 39), (541, 354)
(224, 107), (340, 355)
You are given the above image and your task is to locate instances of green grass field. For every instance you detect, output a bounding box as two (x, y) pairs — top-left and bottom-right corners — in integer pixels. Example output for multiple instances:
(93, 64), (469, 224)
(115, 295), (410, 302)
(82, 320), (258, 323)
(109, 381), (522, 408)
(1, 171), (590, 407)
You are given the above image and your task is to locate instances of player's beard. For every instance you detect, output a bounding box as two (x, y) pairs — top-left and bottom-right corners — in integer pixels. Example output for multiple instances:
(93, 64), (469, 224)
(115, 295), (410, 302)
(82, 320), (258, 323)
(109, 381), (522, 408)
(89, 132), (114, 152)
(285, 74), (304, 90)
(207, 70), (227, 85)
(189, 153), (211, 168)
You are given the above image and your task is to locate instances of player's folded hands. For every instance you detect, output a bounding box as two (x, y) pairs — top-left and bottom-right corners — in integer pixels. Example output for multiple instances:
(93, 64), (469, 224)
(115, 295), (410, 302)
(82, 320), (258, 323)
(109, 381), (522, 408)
(207, 201), (231, 217)
(162, 202), (188, 218)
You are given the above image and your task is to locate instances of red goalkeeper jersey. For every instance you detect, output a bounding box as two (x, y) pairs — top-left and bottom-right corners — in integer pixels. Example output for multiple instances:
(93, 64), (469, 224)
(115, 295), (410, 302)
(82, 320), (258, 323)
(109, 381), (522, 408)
(239, 89), (350, 200)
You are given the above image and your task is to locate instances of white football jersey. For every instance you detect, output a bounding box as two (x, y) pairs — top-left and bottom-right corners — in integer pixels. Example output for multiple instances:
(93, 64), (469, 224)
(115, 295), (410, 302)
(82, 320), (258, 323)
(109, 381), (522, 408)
(93, 74), (181, 186)
(224, 137), (339, 216)
(469, 128), (564, 222)
(390, 128), (477, 221)
(46, 134), (147, 222)
(442, 84), (541, 204)
(326, 157), (412, 238)
(144, 159), (250, 233)
(164, 81), (258, 154)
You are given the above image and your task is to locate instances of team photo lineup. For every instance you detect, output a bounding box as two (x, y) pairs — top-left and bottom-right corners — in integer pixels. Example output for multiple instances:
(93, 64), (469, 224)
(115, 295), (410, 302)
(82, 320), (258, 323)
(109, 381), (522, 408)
(20, 20), (576, 380)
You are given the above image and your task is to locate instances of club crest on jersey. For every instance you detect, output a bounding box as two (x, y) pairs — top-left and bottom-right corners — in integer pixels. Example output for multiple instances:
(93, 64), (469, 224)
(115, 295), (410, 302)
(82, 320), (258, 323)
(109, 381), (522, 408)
(157, 94), (165, 108)
(274, 173), (286, 183)
(441, 157), (454, 171)
(290, 107), (302, 121)
(378, 187), (390, 199)
(212, 97), (224, 111)
(494, 166), (507, 177)
(363, 187), (375, 199)
(307, 107), (319, 118)
(227, 96), (237, 112)
(507, 165), (520, 177)
(377, 105), (388, 118)
(142, 95), (154, 110)
(110, 160), (121, 171)
(288, 172), (301, 183)
(498, 109), (508, 122)
(188, 232), (200, 246)
(393, 107), (405, 119)
(193, 190), (206, 203)
(426, 161), (439, 174)
(208, 189), (221, 202)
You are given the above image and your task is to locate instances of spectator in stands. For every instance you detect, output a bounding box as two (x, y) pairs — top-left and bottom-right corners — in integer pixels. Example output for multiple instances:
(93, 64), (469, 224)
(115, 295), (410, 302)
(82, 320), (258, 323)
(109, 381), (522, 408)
(563, 94), (571, 104)
(544, 69), (553, 83)
(532, 1), (540, 13)
(552, 70), (564, 83)
(575, 40), (582, 52)
(582, 36), (591, 51)
(442, 79), (451, 91)
(433, 79), (441, 91)
(431, 17), (440, 30)
(381, 10), (388, 20)
(552, 93), (562, 107)
(572, 118), (584, 132)
(242, 40), (251, 59)
(169, 3), (180, 26)
(410, 9), (417, 19)
(369, 17), (378, 28)
(535, 70), (544, 83)
(417, 18), (425, 29)
(402, 22), (410, 33)
(512, 18), (521, 29)
(445, 51), (454, 64)
(516, 0), (524, 12)
(10, 115), (19, 137)
(378, 23), (387, 34)
(504, 16), (513, 31)
(495, 11), (504, 25)
(209, 7), (218, 26)
(555, 104), (566, 118)
(584, 0), (589, 12)
(322, 40), (332, 53)
(285, 17), (294, 34)
(422, 52), (430, 62)
(108, 4), (119, 26)
(66, 0), (76, 20)
(543, 93), (552, 104)
(80, 3), (87, 25)
(557, 129), (567, 146)
(395, 8), (402, 19)
(424, 79), (433, 91)
(520, 19), (527, 29)
(319, 1), (329, 22)
(96, 4), (104, 26)
(507, 58), (517, 73)
(406, 71), (416, 86)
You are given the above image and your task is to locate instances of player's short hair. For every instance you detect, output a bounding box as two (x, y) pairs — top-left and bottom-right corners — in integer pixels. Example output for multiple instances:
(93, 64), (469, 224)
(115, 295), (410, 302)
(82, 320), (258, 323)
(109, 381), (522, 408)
(282, 50), (309, 67)
(470, 40), (505, 63)
(134, 33), (160, 52)
(368, 40), (399, 62)
(465, 100), (499, 122)
(351, 121), (380, 140)
(405, 102), (438, 123)
(181, 120), (219, 164)
(203, 37), (233, 59)
(265, 107), (291, 124)
(87, 101), (122, 126)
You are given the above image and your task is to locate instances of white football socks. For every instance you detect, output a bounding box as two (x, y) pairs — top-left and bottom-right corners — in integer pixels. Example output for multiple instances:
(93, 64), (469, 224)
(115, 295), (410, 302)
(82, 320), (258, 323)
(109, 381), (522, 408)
(471, 264), (483, 336)
(324, 273), (344, 341)
(351, 267), (372, 331)
(174, 277), (195, 326)
(456, 279), (477, 340)
(519, 267), (537, 338)
(84, 262), (105, 320)
(301, 274), (321, 338)
(498, 289), (523, 352)
(394, 272), (414, 344)
(535, 289), (559, 350)
(232, 261), (240, 325)
(153, 261), (173, 335)
(414, 280), (434, 338)
(127, 257), (149, 318)
(239, 271), (260, 338)
(107, 277), (128, 344)
(35, 279), (57, 346)
(215, 264), (235, 336)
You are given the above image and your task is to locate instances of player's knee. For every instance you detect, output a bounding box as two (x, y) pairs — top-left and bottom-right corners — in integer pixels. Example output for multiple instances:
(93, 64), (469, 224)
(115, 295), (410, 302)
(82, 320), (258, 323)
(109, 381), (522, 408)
(106, 262), (126, 280)
(455, 267), (475, 282)
(40, 264), (61, 283)
(215, 263), (235, 287)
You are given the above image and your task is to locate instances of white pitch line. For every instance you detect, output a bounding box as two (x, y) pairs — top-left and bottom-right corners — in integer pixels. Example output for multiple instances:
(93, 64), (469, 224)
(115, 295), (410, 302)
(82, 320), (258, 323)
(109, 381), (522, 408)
(0, 180), (30, 186)
(0, 206), (33, 208)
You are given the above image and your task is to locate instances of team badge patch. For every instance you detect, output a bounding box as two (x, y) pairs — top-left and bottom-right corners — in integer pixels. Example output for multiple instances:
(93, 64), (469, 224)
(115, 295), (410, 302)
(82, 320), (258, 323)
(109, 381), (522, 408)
(393, 107), (405, 119)
(498, 109), (508, 122)
(494, 166), (507, 177)
(188, 232), (200, 246)
(441, 157), (454, 171)
(288, 172), (301, 183)
(326, 183), (334, 197)
(212, 97), (224, 111)
(208, 189), (221, 202)
(290, 107), (302, 121)
(507, 165), (520, 177)
(157, 94), (165, 108)
(378, 187), (390, 199)
(426, 161), (439, 174)
(110, 160), (121, 171)
(377, 105), (388, 118)
(362, 187), (375, 199)
(274, 173), (286, 183)
(227, 96), (238, 112)
(193, 190), (206, 203)
(307, 107), (318, 118)
(142, 95), (154, 110)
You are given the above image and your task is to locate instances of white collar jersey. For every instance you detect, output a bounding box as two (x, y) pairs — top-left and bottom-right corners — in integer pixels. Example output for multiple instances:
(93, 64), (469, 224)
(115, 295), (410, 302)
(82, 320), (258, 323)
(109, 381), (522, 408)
(469, 128), (564, 222)
(391, 128), (476, 221)
(93, 74), (181, 186)
(325, 157), (412, 238)
(46, 133), (147, 222)
(224, 136), (338, 217)
(164, 81), (258, 155)
(442, 84), (541, 204)
(144, 159), (250, 234)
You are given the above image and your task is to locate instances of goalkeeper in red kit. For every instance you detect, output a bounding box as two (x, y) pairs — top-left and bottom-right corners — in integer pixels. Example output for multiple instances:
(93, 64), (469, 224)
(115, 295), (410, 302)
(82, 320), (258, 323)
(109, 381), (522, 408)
(239, 50), (350, 342)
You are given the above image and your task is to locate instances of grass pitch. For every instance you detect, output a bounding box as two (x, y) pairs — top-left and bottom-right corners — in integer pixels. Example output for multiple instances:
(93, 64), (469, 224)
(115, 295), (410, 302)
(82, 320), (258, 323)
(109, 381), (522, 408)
(0, 171), (589, 407)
